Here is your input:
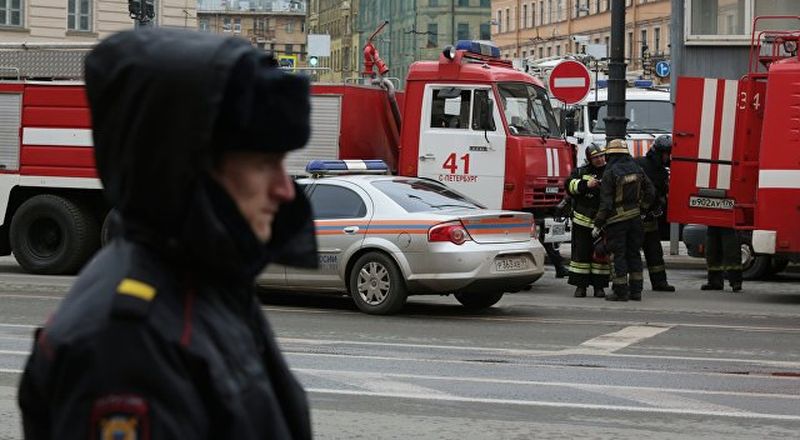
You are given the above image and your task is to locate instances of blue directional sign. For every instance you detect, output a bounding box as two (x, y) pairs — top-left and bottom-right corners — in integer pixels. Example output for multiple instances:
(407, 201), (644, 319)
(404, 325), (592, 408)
(655, 60), (671, 78)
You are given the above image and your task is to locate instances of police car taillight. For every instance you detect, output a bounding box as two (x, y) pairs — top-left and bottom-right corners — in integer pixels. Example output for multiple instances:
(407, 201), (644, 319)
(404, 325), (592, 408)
(428, 221), (472, 245)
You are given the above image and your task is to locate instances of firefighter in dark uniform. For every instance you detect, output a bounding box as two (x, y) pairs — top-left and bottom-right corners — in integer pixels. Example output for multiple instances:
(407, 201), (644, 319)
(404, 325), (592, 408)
(702, 227), (743, 292)
(635, 135), (676, 292)
(18, 29), (317, 439)
(566, 143), (610, 298)
(593, 139), (655, 302)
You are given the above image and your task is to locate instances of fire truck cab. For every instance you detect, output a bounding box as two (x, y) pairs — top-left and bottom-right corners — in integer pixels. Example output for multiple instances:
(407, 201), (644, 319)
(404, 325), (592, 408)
(669, 16), (800, 279)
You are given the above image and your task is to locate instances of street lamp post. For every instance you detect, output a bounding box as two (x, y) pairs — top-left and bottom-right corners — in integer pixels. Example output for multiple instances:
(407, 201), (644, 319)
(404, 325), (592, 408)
(604, 0), (627, 141)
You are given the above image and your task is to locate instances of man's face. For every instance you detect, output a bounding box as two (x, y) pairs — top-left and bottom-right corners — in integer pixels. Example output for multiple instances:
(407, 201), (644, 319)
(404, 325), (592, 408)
(212, 151), (296, 243)
(590, 154), (606, 168)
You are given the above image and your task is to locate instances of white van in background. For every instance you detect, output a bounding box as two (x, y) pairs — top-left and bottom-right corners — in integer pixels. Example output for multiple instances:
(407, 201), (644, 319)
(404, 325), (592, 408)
(564, 81), (672, 164)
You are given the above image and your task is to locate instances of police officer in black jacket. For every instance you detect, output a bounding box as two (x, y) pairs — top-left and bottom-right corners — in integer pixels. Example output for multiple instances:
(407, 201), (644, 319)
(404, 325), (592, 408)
(18, 29), (317, 439)
(594, 139), (656, 302)
(565, 143), (610, 298)
(635, 135), (676, 292)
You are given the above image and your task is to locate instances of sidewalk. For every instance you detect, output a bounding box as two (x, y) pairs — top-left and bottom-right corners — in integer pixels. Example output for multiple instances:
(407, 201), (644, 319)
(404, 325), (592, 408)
(558, 241), (707, 270)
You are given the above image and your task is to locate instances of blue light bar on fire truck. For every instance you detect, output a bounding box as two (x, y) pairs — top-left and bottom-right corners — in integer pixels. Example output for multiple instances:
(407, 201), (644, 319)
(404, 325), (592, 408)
(455, 40), (501, 58)
(306, 159), (389, 176)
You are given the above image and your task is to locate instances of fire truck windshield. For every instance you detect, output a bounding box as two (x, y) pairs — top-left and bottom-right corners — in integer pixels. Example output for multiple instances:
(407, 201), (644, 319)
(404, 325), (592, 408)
(589, 100), (673, 134)
(497, 82), (561, 138)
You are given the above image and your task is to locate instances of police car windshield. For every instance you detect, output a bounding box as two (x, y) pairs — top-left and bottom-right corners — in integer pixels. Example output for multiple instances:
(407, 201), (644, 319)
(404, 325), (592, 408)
(371, 179), (484, 213)
(590, 100), (673, 134)
(497, 83), (561, 137)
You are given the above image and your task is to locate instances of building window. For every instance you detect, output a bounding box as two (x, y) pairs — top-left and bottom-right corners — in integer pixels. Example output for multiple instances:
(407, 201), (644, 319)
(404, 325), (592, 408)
(522, 4), (527, 28)
(539, 47), (543, 58)
(641, 28), (647, 55)
(223, 17), (232, 32)
(67, 0), (91, 31)
(457, 23), (469, 40)
(556, 45), (561, 56)
(481, 0), (490, 7)
(458, 0), (468, 6)
(627, 31), (633, 60)
(0, 0), (23, 26)
(547, 46), (552, 57)
(497, 10), (502, 33)
(427, 23), (438, 47)
(505, 7), (510, 31)
(199, 17), (210, 32)
(686, 0), (797, 44)
(654, 27), (660, 52)
(595, 0), (601, 14)
(430, 0), (438, 6)
(480, 22), (490, 40)
(285, 44), (293, 54)
(287, 21), (294, 33)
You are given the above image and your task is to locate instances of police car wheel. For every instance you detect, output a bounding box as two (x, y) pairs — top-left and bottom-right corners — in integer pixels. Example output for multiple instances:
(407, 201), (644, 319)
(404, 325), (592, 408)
(349, 252), (407, 315)
(454, 292), (504, 310)
(10, 195), (100, 275)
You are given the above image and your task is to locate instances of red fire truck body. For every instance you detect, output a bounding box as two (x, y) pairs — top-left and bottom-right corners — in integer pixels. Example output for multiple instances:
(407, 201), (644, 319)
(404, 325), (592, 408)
(0, 41), (573, 275)
(669, 17), (800, 271)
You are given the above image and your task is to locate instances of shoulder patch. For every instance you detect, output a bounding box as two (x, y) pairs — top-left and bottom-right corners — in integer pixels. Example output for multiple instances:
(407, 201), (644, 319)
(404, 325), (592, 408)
(91, 394), (149, 440)
(112, 278), (157, 319)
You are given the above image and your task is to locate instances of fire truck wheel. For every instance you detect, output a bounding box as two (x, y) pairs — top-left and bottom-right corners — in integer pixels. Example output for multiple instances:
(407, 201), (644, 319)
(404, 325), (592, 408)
(454, 292), (504, 310)
(741, 242), (770, 280)
(769, 258), (789, 276)
(10, 195), (100, 275)
(348, 252), (407, 315)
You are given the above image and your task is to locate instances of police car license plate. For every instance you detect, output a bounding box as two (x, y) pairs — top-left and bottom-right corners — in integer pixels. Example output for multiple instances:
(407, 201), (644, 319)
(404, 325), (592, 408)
(689, 196), (734, 210)
(546, 186), (560, 194)
(495, 256), (528, 272)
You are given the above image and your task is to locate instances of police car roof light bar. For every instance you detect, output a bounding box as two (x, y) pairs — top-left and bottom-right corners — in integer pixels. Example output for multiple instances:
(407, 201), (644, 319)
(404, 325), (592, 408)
(455, 40), (501, 59)
(306, 159), (389, 176)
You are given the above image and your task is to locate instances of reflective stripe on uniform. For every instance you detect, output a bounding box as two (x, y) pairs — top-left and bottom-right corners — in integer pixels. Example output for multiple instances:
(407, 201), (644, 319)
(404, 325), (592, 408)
(568, 178), (581, 195)
(629, 272), (644, 281)
(572, 211), (594, 228)
(648, 264), (665, 273)
(569, 261), (592, 274)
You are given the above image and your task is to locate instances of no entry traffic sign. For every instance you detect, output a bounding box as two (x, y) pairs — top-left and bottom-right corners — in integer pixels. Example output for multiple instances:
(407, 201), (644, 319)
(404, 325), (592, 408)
(548, 60), (591, 104)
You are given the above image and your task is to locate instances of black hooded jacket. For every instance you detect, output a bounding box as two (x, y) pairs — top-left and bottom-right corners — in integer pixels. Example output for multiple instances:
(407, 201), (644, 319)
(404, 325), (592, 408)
(595, 154), (655, 228)
(19, 29), (317, 440)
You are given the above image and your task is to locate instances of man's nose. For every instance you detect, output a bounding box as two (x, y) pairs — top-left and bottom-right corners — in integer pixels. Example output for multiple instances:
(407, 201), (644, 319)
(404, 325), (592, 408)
(271, 167), (296, 203)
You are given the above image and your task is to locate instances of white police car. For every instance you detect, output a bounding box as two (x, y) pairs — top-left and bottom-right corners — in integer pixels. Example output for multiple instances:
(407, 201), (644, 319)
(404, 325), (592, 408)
(258, 160), (545, 315)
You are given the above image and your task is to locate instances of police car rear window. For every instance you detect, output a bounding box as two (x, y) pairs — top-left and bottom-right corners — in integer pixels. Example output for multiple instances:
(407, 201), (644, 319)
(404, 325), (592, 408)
(371, 179), (483, 213)
(308, 184), (367, 219)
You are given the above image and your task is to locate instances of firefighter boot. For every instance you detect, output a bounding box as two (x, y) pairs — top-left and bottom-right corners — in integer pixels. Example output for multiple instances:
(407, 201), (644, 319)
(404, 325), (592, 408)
(651, 281), (676, 292)
(593, 287), (606, 298)
(605, 285), (629, 302)
(701, 271), (724, 291)
(573, 287), (587, 298)
(729, 271), (743, 292)
(629, 279), (644, 301)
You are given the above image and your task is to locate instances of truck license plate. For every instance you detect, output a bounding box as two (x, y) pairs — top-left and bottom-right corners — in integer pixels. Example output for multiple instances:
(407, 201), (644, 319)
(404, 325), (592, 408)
(550, 224), (566, 236)
(689, 196), (734, 210)
(495, 256), (528, 272)
(546, 186), (560, 194)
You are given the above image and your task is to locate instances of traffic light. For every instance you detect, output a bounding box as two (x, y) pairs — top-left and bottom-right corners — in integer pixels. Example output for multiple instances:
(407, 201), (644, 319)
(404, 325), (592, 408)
(144, 0), (155, 19)
(128, 0), (142, 18)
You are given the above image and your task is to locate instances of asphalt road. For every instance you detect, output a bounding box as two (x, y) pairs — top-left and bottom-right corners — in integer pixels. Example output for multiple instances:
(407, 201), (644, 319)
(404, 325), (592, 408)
(0, 256), (798, 439)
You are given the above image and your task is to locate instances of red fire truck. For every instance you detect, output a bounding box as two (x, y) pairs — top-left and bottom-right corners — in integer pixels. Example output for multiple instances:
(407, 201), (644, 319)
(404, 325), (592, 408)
(669, 16), (800, 279)
(0, 39), (573, 275)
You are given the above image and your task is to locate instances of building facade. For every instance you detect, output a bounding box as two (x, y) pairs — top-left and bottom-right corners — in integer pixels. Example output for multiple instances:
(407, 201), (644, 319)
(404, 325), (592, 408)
(0, 0), (196, 42)
(198, 0), (306, 62)
(307, 0), (359, 82)
(670, 0), (798, 90)
(492, 0), (670, 73)
(358, 0), (492, 86)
